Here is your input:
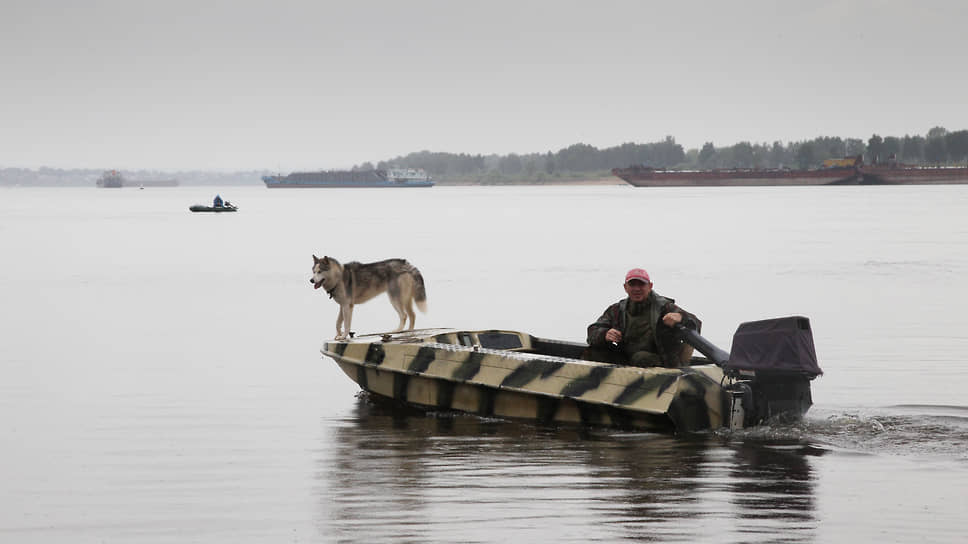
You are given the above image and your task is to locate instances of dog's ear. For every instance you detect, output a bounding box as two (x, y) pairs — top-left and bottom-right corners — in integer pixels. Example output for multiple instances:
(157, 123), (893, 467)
(322, 256), (330, 264)
(313, 254), (319, 263)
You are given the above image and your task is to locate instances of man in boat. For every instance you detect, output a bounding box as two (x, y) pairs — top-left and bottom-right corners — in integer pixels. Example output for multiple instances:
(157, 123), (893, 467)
(585, 268), (701, 368)
(213, 194), (223, 207)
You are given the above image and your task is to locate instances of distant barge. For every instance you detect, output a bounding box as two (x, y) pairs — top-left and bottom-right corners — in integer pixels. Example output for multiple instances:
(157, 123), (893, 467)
(613, 158), (968, 187)
(263, 168), (434, 188)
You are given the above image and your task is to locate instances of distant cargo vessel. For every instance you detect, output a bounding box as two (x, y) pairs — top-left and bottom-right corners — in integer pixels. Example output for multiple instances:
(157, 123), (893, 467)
(95, 170), (178, 188)
(613, 157), (968, 187)
(263, 168), (434, 188)
(612, 165), (856, 187)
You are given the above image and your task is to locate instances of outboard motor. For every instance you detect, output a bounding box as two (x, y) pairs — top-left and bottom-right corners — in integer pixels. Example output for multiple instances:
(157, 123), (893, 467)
(724, 316), (822, 428)
(677, 316), (822, 429)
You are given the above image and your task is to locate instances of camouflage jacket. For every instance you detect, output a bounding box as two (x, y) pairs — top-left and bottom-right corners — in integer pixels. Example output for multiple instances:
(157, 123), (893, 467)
(586, 291), (701, 367)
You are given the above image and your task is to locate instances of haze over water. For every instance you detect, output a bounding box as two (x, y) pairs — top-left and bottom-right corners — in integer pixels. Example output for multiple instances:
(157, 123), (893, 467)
(2, 185), (967, 543)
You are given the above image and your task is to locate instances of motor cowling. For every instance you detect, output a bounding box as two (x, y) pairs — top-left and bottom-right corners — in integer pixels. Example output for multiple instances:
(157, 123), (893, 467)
(724, 316), (822, 427)
(725, 316), (822, 378)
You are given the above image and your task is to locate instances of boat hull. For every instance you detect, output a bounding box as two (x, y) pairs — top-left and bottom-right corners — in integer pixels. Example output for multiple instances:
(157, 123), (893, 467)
(613, 165), (968, 187)
(335, 360), (686, 431)
(321, 329), (760, 433)
(612, 167), (856, 187)
(859, 166), (968, 185)
(189, 205), (237, 212)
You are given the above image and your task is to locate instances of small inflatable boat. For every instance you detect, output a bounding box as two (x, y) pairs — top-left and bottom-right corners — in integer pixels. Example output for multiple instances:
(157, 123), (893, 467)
(320, 316), (822, 433)
(189, 204), (238, 212)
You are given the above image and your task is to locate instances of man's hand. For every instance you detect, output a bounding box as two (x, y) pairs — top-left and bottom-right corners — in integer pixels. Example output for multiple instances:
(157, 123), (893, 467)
(662, 312), (683, 327)
(605, 328), (623, 343)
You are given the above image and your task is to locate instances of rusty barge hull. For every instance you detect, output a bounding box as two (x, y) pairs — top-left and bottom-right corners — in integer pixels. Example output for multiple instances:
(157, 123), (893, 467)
(612, 167), (856, 187)
(860, 166), (968, 185)
(613, 166), (968, 187)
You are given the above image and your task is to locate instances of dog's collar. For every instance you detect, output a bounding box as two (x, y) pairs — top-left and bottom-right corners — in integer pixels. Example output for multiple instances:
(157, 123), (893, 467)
(325, 285), (337, 299)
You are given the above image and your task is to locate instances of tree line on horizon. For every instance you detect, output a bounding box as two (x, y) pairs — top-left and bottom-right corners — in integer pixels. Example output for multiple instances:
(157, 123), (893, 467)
(359, 126), (968, 184)
(5, 127), (968, 186)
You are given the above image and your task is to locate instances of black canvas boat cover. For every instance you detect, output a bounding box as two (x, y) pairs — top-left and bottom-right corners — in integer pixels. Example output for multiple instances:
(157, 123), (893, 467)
(725, 316), (822, 376)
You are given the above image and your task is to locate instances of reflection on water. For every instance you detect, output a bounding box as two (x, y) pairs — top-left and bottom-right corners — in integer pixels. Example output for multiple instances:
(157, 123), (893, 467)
(321, 395), (822, 543)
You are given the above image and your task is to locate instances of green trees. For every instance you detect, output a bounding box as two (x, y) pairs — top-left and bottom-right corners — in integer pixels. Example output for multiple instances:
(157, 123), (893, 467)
(924, 137), (948, 164)
(796, 142), (816, 169)
(945, 130), (968, 163)
(924, 126), (949, 164)
(770, 141), (786, 168)
(882, 136), (902, 160)
(498, 153), (523, 176)
(732, 142), (755, 168)
(846, 138), (865, 157)
(698, 142), (716, 167)
(901, 135), (925, 163)
(868, 134), (884, 163)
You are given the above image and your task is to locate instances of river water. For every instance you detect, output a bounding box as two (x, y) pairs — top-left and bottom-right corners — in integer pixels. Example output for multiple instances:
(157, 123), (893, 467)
(1, 185), (967, 543)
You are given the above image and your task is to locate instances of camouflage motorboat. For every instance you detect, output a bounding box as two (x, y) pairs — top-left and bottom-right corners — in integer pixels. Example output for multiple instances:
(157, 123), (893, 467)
(321, 316), (822, 433)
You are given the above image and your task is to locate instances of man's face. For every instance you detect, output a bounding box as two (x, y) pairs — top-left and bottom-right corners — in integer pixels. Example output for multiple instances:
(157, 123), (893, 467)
(624, 279), (652, 302)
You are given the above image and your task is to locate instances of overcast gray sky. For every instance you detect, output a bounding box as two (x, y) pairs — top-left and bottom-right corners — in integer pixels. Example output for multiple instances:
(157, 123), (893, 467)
(2, 0), (966, 171)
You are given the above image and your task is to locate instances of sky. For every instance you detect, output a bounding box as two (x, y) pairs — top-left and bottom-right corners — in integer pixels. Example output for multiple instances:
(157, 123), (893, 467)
(2, 0), (966, 171)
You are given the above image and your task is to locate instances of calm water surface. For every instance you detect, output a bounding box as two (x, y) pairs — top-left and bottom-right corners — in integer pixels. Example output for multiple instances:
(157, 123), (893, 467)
(1, 185), (967, 543)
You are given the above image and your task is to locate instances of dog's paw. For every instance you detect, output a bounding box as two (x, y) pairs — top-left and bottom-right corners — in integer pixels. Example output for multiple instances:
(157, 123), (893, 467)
(334, 333), (347, 341)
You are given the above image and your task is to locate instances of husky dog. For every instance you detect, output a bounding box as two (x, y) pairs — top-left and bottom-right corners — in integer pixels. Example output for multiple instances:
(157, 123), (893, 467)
(311, 255), (428, 339)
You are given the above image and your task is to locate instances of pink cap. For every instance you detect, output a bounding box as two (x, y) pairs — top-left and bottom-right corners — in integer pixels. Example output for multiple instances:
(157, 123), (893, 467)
(625, 268), (651, 284)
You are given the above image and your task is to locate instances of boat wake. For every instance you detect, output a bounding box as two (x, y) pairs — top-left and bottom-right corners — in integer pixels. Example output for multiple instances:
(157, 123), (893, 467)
(725, 405), (968, 461)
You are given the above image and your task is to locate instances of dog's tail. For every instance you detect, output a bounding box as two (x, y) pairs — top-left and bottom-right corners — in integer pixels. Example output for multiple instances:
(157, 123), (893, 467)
(412, 268), (428, 313)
